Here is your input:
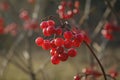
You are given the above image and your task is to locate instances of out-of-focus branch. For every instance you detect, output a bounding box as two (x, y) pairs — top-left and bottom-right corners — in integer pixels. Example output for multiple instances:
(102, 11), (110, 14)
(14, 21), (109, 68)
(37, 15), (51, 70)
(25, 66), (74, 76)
(0, 33), (25, 76)
(79, 0), (91, 26)
(91, 0), (116, 39)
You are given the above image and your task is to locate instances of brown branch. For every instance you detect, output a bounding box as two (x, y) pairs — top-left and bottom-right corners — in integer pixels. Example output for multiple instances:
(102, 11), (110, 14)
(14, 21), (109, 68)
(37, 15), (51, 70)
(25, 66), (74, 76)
(84, 41), (107, 80)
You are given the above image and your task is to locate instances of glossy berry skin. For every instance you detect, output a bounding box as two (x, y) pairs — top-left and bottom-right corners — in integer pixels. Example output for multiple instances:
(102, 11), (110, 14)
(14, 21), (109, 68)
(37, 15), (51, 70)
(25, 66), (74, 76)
(68, 48), (77, 57)
(47, 20), (55, 26)
(63, 31), (73, 39)
(74, 75), (81, 80)
(42, 28), (50, 36)
(50, 40), (57, 48)
(51, 55), (60, 65)
(50, 48), (56, 56)
(72, 39), (81, 47)
(58, 52), (68, 61)
(54, 38), (64, 46)
(56, 46), (64, 54)
(46, 26), (55, 35)
(55, 27), (62, 35)
(35, 37), (44, 46)
(42, 40), (51, 50)
(40, 21), (48, 29)
(64, 39), (72, 48)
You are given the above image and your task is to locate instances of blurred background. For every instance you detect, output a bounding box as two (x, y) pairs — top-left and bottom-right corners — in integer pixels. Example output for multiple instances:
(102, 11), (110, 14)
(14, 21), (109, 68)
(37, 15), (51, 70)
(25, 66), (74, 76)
(0, 0), (120, 80)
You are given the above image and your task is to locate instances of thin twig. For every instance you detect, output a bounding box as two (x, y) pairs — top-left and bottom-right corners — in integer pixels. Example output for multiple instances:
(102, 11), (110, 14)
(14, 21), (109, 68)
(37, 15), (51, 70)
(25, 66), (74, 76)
(84, 41), (107, 80)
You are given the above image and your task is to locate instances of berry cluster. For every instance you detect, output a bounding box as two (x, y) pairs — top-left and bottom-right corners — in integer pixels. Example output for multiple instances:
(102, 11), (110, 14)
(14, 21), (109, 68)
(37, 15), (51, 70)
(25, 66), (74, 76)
(57, 0), (80, 19)
(19, 10), (39, 30)
(101, 23), (120, 40)
(0, 1), (10, 11)
(73, 67), (118, 80)
(35, 20), (91, 65)
(0, 17), (17, 36)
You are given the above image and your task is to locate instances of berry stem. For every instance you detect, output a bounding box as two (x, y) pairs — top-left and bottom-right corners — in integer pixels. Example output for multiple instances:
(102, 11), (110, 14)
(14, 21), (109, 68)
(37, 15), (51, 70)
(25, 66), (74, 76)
(84, 41), (107, 80)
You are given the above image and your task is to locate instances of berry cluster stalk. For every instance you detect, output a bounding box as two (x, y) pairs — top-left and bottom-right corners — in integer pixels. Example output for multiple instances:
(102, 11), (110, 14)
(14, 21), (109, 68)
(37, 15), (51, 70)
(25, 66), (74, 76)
(84, 41), (107, 80)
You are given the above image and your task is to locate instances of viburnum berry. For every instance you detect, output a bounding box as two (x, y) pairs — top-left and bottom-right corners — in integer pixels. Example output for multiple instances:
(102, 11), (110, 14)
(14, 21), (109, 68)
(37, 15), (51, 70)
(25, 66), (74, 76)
(68, 48), (77, 57)
(64, 39), (72, 48)
(19, 10), (29, 21)
(42, 40), (51, 50)
(40, 21), (48, 29)
(46, 26), (55, 35)
(72, 39), (81, 47)
(0, 17), (4, 26)
(42, 28), (51, 36)
(0, 27), (4, 34)
(54, 38), (64, 46)
(50, 48), (56, 56)
(108, 69), (118, 78)
(51, 55), (60, 65)
(56, 46), (64, 54)
(63, 31), (73, 39)
(0, 2), (10, 11)
(35, 37), (44, 46)
(55, 27), (62, 35)
(28, 0), (36, 4)
(74, 75), (81, 80)
(50, 40), (57, 48)
(58, 52), (68, 61)
(47, 20), (55, 26)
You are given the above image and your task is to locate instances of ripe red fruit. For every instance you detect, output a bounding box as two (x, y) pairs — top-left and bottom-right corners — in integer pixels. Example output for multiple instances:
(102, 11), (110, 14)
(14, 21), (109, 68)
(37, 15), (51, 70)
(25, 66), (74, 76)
(42, 40), (51, 50)
(0, 27), (4, 34)
(55, 27), (62, 35)
(50, 48), (56, 56)
(109, 69), (118, 78)
(64, 39), (72, 48)
(35, 37), (44, 46)
(46, 26), (55, 35)
(50, 40), (57, 48)
(51, 55), (60, 65)
(19, 10), (29, 21)
(74, 33), (83, 43)
(28, 0), (36, 4)
(56, 46), (64, 54)
(42, 28), (50, 36)
(0, 2), (10, 11)
(68, 48), (77, 57)
(58, 52), (68, 61)
(72, 39), (81, 47)
(40, 21), (48, 29)
(63, 31), (73, 39)
(54, 38), (64, 46)
(74, 75), (81, 80)
(73, 9), (79, 14)
(47, 20), (55, 26)
(74, 1), (80, 9)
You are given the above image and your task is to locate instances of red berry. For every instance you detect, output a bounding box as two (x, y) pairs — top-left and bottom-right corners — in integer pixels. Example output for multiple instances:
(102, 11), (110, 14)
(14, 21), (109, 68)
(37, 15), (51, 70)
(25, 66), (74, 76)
(74, 1), (80, 9)
(50, 48), (56, 56)
(42, 40), (51, 50)
(46, 26), (55, 35)
(67, 10), (73, 18)
(109, 69), (118, 78)
(50, 40), (57, 48)
(74, 33), (83, 43)
(74, 75), (81, 80)
(35, 37), (44, 46)
(58, 52), (68, 61)
(63, 31), (73, 39)
(47, 20), (55, 26)
(42, 28), (50, 36)
(72, 39), (81, 47)
(19, 10), (29, 21)
(68, 48), (77, 57)
(56, 46), (64, 54)
(40, 21), (48, 29)
(64, 39), (72, 48)
(51, 55), (60, 65)
(54, 38), (64, 46)
(55, 27), (62, 35)
(0, 27), (4, 34)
